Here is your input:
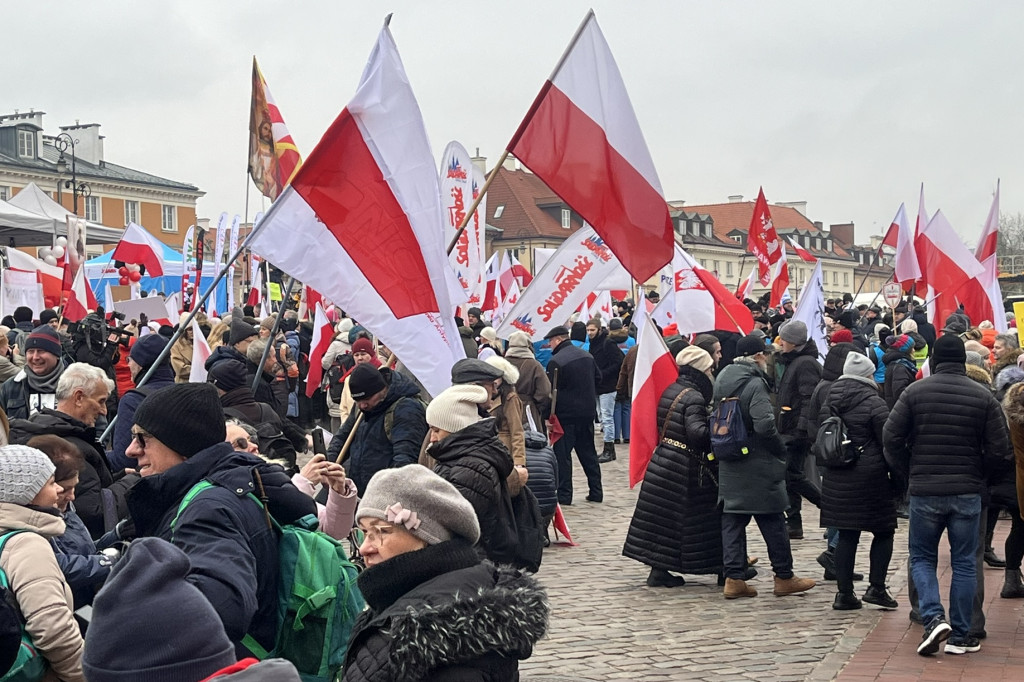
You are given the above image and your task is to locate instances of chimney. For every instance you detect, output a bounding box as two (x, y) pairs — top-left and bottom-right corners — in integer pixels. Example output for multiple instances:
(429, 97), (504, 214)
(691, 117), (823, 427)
(727, 194), (744, 203)
(503, 154), (518, 171)
(776, 200), (807, 217)
(829, 222), (855, 249)
(471, 148), (487, 175)
(813, 221), (823, 230)
(58, 121), (103, 165)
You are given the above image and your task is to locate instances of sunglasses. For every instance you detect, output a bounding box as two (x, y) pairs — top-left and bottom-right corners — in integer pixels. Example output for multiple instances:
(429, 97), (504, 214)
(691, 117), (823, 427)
(131, 431), (150, 449)
(231, 436), (257, 450)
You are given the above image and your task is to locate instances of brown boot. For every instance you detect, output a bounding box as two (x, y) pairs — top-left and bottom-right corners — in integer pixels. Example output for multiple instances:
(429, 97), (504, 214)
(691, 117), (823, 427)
(724, 578), (757, 599)
(774, 575), (816, 596)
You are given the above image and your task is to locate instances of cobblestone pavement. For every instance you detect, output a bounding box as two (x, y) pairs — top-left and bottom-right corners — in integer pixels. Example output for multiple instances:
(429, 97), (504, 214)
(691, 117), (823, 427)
(520, 440), (911, 682)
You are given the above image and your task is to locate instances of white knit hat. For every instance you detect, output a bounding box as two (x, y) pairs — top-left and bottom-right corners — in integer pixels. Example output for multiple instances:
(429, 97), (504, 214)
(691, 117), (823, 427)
(356, 465), (481, 545)
(0, 445), (56, 505)
(479, 326), (498, 343)
(675, 346), (713, 373)
(508, 331), (532, 349)
(485, 356), (520, 384)
(425, 384), (490, 433)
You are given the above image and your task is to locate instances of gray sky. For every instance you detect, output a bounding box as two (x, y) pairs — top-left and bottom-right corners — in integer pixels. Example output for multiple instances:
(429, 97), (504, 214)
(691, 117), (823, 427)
(5, 1), (1021, 246)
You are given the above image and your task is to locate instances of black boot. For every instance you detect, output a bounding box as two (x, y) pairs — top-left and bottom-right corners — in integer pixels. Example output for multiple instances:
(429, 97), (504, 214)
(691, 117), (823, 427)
(597, 441), (617, 463)
(817, 549), (863, 582)
(647, 568), (685, 587)
(1000, 568), (1024, 598)
(984, 532), (1006, 568)
(787, 514), (803, 540)
(833, 591), (862, 610)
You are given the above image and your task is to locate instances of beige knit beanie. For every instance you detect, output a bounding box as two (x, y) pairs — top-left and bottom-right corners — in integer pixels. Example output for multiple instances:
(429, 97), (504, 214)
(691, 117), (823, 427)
(675, 346), (713, 373)
(485, 356), (520, 384)
(425, 384), (490, 433)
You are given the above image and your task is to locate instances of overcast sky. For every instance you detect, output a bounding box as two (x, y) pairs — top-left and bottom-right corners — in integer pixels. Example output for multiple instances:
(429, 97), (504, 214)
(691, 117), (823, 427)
(5, 1), (1021, 246)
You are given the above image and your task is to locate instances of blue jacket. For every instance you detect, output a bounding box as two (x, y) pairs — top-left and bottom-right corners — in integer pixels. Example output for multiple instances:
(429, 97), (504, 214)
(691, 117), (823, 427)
(126, 443), (316, 658)
(51, 505), (110, 607)
(109, 364), (175, 471)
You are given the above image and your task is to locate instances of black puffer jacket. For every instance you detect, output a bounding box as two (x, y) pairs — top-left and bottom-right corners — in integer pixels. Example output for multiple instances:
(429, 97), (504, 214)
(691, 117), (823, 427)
(546, 340), (598, 422)
(773, 342), (821, 439)
(802, 343), (858, 441)
(819, 377), (896, 531)
(341, 540), (548, 682)
(588, 328), (623, 395)
(431, 419), (517, 565)
(883, 363), (1014, 497)
(327, 369), (427, 494)
(523, 430), (558, 518)
(623, 366), (721, 574)
(882, 349), (916, 409)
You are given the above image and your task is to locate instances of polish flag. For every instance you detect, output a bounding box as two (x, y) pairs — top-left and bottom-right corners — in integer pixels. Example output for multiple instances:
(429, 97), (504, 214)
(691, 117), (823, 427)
(510, 252), (533, 288)
(508, 10), (673, 284)
(769, 244), (791, 309)
(247, 265), (263, 308)
(498, 250), (515, 300)
(956, 181), (1005, 331)
(748, 188), (782, 286)
(916, 210), (985, 330)
(246, 20), (464, 398)
(670, 246), (754, 335)
(628, 311), (680, 488)
(880, 203), (921, 287)
(735, 265), (758, 300)
(5, 248), (64, 305)
(305, 303), (333, 397)
(188, 317), (212, 383)
(112, 222), (166, 276)
(787, 235), (816, 263)
(62, 266), (90, 323)
(911, 184), (930, 292)
(480, 254), (500, 312)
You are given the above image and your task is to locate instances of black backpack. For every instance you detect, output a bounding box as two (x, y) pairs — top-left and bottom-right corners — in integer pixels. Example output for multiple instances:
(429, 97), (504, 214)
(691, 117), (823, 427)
(324, 354), (355, 403)
(812, 405), (859, 468)
(709, 397), (750, 462)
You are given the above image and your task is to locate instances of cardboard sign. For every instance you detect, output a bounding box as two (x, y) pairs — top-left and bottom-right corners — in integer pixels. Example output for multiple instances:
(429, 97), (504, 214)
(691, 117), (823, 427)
(267, 281), (282, 302)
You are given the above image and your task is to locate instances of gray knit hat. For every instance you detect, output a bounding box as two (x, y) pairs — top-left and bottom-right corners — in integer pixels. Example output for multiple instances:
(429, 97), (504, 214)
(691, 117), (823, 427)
(425, 384), (490, 434)
(779, 320), (809, 346)
(0, 445), (56, 505)
(356, 465), (481, 545)
(507, 331), (532, 349)
(843, 352), (875, 379)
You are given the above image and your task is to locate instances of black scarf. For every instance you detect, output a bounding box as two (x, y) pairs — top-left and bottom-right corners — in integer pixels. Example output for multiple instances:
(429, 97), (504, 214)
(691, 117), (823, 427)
(356, 539), (480, 613)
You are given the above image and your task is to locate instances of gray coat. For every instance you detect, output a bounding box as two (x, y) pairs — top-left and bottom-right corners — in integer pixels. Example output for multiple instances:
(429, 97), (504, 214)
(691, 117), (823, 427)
(712, 360), (788, 514)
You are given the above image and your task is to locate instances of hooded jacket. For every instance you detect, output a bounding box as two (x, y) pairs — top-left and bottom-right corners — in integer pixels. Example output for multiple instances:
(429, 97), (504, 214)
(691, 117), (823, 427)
(773, 341), (821, 439)
(802, 343), (858, 441)
(546, 340), (598, 422)
(109, 362), (176, 471)
(126, 443), (316, 659)
(588, 328), (624, 395)
(882, 347), (917, 409)
(326, 369), (428, 494)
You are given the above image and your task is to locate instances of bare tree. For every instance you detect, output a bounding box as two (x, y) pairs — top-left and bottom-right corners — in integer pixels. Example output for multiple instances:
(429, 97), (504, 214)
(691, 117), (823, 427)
(998, 212), (1024, 259)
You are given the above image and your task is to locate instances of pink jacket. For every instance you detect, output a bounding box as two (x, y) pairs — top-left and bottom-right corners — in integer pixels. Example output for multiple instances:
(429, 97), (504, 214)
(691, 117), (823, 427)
(290, 474), (358, 541)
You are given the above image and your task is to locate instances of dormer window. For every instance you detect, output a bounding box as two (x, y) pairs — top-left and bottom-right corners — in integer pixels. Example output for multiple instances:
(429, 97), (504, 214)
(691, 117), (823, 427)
(703, 224), (712, 238)
(493, 205), (504, 219)
(691, 221), (700, 236)
(825, 239), (832, 251)
(814, 237), (821, 250)
(561, 208), (570, 229)
(17, 129), (34, 158)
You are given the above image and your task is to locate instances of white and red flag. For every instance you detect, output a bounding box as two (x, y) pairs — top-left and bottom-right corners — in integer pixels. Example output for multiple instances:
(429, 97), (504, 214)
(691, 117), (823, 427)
(480, 253), (500, 312)
(668, 246), (754, 335)
(769, 242), (791, 309)
(911, 184), (930, 292)
(735, 265), (758, 300)
(786, 235), (816, 263)
(5, 247), (64, 306)
(748, 188), (782, 285)
(916, 210), (985, 329)
(62, 266), (90, 323)
(188, 317), (212, 383)
(510, 251), (533, 289)
(246, 19), (464, 398)
(508, 10), (673, 284)
(879, 203), (921, 287)
(305, 303), (333, 397)
(956, 181), (1005, 331)
(112, 222), (166, 277)
(628, 311), (679, 487)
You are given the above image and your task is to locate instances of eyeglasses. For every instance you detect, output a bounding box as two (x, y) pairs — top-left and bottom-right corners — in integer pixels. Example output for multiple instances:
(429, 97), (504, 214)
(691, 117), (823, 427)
(231, 436), (256, 450)
(131, 430), (150, 449)
(358, 523), (397, 547)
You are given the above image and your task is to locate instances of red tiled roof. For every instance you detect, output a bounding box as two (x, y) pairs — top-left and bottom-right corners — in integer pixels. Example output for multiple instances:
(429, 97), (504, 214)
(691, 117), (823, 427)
(486, 166), (583, 239)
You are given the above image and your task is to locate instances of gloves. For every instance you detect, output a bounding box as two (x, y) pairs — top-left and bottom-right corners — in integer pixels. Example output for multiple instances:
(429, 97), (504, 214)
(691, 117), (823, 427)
(115, 517), (136, 542)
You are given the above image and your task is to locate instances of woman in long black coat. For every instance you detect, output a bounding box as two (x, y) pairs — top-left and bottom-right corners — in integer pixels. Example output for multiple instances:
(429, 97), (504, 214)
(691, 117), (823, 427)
(622, 346), (720, 587)
(819, 352), (899, 611)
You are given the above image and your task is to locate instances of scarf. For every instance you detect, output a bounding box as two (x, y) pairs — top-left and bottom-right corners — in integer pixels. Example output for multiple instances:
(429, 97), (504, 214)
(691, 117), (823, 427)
(837, 374), (877, 389)
(356, 539), (480, 613)
(25, 362), (63, 395)
(504, 345), (536, 360)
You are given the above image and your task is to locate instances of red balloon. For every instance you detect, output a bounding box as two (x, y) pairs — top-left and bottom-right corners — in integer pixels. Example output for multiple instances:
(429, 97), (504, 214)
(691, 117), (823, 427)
(128, 271), (142, 282)
(118, 266), (129, 276)
(118, 276), (129, 285)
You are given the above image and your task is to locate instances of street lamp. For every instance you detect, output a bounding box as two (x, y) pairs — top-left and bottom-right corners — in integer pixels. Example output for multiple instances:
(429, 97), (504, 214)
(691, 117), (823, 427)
(53, 132), (91, 215)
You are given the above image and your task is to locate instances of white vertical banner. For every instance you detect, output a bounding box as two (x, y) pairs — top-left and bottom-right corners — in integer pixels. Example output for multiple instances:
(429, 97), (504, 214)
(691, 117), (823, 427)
(440, 141), (476, 308)
(210, 212), (228, 314)
(791, 261), (827, 362)
(469, 164), (488, 307)
(227, 214), (240, 311)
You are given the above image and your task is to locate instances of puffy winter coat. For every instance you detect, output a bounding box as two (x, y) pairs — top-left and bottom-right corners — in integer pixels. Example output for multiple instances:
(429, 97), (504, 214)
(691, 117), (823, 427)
(546, 340), (598, 422)
(623, 366), (721, 574)
(51, 505), (110, 607)
(431, 418), (518, 565)
(818, 377), (897, 531)
(0, 503), (84, 682)
(713, 360), (788, 514)
(773, 342), (821, 440)
(523, 430), (558, 517)
(327, 369), (427, 495)
(126, 443), (317, 659)
(883, 362), (1014, 497)
(802, 343), (858, 441)
(1002, 382), (1024, 515)
(341, 540), (547, 682)
(883, 349), (916, 409)
(589, 328), (624, 395)
(505, 352), (551, 427)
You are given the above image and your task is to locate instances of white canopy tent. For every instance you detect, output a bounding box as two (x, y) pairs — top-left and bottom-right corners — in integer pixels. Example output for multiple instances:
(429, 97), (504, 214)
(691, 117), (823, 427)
(0, 198), (58, 246)
(6, 182), (123, 245)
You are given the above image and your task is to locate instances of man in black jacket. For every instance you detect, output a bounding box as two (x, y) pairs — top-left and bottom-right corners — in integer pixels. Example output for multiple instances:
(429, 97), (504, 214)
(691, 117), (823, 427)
(545, 325), (602, 504)
(884, 335), (1014, 656)
(587, 319), (623, 463)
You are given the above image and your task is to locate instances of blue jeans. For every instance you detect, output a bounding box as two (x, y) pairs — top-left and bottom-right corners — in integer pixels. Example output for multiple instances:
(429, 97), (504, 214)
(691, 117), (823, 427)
(909, 494), (981, 639)
(598, 392), (616, 442)
(613, 399), (631, 440)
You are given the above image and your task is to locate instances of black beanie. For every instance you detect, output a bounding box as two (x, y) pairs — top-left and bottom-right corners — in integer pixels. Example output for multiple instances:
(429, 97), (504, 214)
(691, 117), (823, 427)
(83, 538), (236, 681)
(24, 325), (63, 358)
(736, 334), (766, 357)
(932, 334), (966, 366)
(570, 321), (587, 342)
(38, 309), (58, 326)
(207, 358), (247, 392)
(129, 333), (169, 372)
(349, 364), (387, 400)
(12, 306), (32, 323)
(229, 317), (258, 346)
(133, 384), (226, 458)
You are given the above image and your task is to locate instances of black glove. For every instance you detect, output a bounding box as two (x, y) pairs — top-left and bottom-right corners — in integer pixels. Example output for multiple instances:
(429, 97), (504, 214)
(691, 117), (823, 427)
(114, 517), (136, 542)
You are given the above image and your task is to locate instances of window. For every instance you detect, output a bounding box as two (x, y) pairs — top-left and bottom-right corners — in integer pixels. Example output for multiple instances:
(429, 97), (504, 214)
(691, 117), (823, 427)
(161, 205), (177, 232)
(561, 208), (570, 229)
(704, 224), (712, 238)
(814, 237), (821, 250)
(726, 261), (733, 277)
(493, 205), (504, 219)
(0, 186), (8, 201)
(699, 259), (707, 268)
(832, 270), (838, 285)
(826, 239), (832, 251)
(17, 130), (34, 158)
(843, 272), (849, 286)
(730, 235), (741, 243)
(124, 200), (139, 225)
(84, 196), (100, 222)
(712, 260), (720, 275)
(691, 221), (700, 237)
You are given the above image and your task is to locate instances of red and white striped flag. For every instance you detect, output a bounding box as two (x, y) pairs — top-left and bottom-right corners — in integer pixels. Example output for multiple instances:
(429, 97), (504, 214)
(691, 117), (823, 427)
(246, 20), (464, 398)
(787, 235), (816, 263)
(112, 222), (166, 277)
(62, 266), (90, 323)
(956, 181), (1005, 331)
(880, 203), (921, 287)
(305, 302), (333, 398)
(508, 10), (673, 284)
(769, 243), (791, 309)
(748, 188), (782, 286)
(916, 210), (985, 330)
(188, 317), (212, 383)
(628, 312), (680, 487)
(735, 265), (758, 300)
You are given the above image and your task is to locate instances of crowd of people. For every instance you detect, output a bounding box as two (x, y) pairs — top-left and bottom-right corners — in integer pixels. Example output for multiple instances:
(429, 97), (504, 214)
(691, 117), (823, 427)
(0, 287), (1021, 678)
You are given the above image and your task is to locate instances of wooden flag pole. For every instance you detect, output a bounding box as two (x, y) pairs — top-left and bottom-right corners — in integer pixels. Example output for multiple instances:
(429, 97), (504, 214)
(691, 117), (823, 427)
(334, 411), (364, 465)
(446, 149), (512, 256)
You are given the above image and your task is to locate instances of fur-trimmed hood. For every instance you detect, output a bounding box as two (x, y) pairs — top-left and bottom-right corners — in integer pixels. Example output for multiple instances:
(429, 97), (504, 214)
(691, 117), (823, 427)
(965, 363), (993, 387)
(995, 365), (1024, 394)
(1004, 381), (1024, 425)
(993, 348), (1024, 378)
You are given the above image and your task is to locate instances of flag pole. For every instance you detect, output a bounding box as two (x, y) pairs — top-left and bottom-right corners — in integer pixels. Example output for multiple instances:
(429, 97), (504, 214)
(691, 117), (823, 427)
(446, 149), (511, 256)
(851, 257), (879, 301)
(334, 412), (364, 464)
(98, 238), (251, 444)
(250, 275), (297, 394)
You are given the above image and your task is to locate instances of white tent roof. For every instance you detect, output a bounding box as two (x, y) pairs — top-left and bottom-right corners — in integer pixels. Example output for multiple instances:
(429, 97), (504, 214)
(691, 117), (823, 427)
(6, 183), (124, 245)
(0, 197), (59, 246)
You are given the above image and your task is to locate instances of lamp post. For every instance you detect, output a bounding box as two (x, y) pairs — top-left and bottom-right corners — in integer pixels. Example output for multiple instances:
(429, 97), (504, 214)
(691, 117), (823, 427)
(53, 133), (90, 215)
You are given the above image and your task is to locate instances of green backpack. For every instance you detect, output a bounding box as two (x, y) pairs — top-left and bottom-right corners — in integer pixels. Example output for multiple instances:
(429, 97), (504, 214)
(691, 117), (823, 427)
(0, 531), (47, 682)
(172, 480), (365, 682)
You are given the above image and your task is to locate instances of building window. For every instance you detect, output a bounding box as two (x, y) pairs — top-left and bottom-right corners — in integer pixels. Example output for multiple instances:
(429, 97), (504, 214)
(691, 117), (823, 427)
(731, 235), (741, 243)
(493, 205), (504, 219)
(0, 186), (9, 201)
(832, 270), (838, 285)
(704, 224), (712, 238)
(561, 208), (570, 229)
(843, 272), (849, 286)
(124, 200), (139, 225)
(17, 130), (34, 158)
(712, 260), (720, 275)
(85, 196), (100, 222)
(699, 259), (707, 268)
(689, 222), (698, 236)
(161, 205), (177, 232)
(814, 237), (821, 250)
(826, 239), (832, 251)
(726, 261), (733, 277)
